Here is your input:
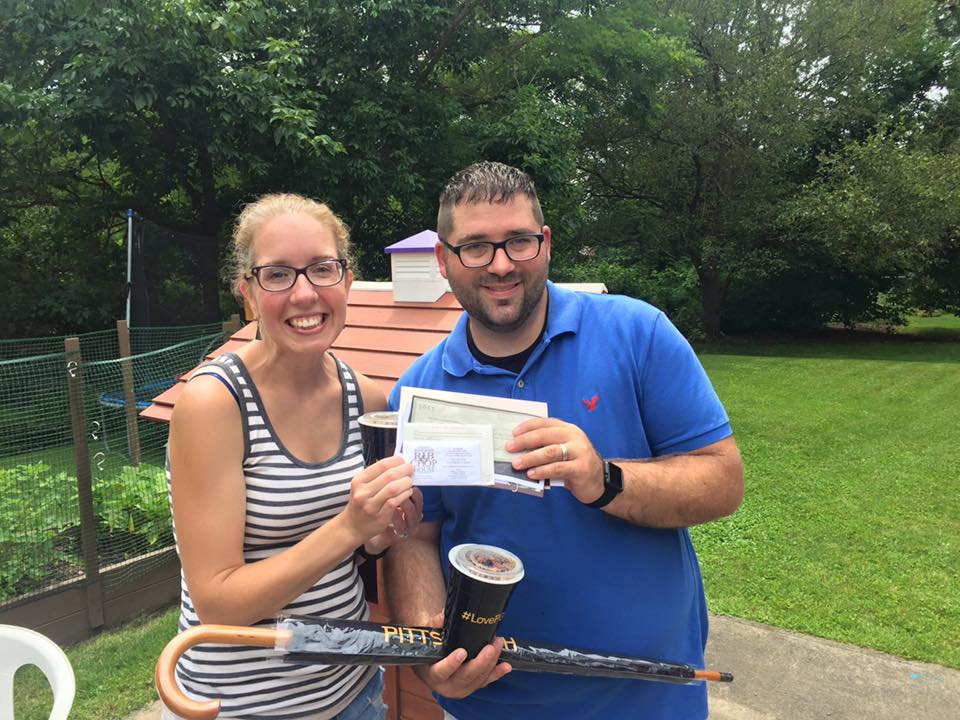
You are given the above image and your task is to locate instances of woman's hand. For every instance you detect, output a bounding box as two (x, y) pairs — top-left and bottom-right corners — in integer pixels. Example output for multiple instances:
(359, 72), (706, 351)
(363, 486), (424, 555)
(342, 456), (418, 548)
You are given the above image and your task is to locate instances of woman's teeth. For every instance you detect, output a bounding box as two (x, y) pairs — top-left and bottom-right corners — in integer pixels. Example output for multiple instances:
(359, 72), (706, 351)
(288, 315), (324, 329)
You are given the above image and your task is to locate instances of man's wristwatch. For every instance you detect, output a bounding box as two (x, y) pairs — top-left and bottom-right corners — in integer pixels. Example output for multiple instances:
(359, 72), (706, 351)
(586, 460), (624, 509)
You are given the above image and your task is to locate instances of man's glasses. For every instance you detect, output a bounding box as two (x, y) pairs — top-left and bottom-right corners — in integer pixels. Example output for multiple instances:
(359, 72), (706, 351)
(247, 259), (347, 292)
(440, 233), (545, 268)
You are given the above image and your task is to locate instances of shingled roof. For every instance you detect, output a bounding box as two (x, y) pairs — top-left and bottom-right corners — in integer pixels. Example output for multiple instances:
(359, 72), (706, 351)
(141, 282), (606, 423)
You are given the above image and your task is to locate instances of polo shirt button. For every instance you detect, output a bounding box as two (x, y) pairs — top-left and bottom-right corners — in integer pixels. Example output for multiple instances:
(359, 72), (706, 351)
(517, 379), (525, 389)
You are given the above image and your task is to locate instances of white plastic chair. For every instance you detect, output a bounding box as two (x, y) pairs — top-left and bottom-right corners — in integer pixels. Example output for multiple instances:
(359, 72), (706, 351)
(0, 624), (76, 720)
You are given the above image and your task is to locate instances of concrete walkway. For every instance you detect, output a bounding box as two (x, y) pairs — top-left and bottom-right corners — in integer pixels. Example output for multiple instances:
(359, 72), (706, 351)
(706, 615), (960, 719)
(130, 614), (960, 719)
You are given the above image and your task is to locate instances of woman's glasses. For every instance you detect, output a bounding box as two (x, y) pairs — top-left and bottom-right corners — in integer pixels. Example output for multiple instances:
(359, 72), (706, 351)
(247, 259), (347, 292)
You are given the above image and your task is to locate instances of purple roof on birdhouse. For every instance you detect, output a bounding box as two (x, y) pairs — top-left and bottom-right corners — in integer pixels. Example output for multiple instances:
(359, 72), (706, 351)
(385, 229), (439, 254)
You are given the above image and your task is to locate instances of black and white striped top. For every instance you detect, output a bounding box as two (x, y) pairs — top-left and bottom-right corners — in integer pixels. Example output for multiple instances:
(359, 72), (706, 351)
(168, 352), (376, 719)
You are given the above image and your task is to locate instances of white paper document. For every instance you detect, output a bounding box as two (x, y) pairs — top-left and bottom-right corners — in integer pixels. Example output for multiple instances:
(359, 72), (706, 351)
(401, 423), (494, 486)
(402, 439), (484, 486)
(396, 386), (550, 496)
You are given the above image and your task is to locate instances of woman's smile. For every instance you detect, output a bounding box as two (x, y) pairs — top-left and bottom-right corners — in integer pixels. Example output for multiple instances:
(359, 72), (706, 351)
(286, 313), (328, 331)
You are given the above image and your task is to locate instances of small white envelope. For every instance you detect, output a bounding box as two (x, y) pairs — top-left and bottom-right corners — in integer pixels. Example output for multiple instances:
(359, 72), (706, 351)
(403, 440), (486, 486)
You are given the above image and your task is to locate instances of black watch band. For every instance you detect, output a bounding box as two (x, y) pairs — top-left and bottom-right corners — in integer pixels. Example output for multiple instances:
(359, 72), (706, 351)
(586, 461), (624, 509)
(356, 544), (388, 561)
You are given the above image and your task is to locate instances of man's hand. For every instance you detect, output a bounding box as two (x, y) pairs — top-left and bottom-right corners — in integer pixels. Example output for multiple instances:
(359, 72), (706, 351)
(511, 422), (743, 527)
(415, 611), (512, 698)
(507, 417), (606, 505)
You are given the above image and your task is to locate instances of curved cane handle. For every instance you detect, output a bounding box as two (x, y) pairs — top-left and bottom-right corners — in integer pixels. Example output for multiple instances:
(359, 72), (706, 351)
(155, 625), (285, 719)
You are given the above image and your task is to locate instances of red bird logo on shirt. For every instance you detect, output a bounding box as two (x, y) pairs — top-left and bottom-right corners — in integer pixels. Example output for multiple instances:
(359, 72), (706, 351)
(582, 394), (599, 412)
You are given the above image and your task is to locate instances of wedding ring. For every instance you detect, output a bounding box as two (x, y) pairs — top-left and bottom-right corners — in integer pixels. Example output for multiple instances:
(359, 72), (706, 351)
(559, 443), (569, 462)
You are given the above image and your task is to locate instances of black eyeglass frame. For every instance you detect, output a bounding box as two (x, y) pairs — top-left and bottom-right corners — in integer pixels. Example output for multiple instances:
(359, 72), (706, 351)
(439, 233), (546, 268)
(246, 258), (348, 292)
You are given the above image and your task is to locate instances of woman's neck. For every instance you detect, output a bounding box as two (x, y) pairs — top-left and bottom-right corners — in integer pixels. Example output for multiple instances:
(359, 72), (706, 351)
(239, 340), (336, 390)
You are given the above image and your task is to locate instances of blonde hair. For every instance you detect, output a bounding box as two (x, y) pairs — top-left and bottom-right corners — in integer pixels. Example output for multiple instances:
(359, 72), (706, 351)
(229, 193), (352, 297)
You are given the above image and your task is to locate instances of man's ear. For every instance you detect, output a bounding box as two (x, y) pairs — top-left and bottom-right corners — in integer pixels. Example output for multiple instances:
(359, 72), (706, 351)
(435, 242), (448, 279)
(542, 225), (551, 262)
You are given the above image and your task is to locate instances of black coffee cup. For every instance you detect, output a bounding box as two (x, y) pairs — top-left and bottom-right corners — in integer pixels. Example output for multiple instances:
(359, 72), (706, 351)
(357, 411), (398, 466)
(442, 543), (524, 658)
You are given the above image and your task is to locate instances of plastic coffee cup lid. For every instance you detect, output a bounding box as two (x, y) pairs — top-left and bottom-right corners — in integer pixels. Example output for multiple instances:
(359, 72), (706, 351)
(358, 411), (398, 428)
(449, 543), (524, 584)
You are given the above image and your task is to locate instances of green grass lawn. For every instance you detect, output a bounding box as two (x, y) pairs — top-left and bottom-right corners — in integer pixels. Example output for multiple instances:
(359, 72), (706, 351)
(11, 328), (960, 718)
(692, 333), (959, 668)
(901, 313), (960, 339)
(13, 606), (179, 720)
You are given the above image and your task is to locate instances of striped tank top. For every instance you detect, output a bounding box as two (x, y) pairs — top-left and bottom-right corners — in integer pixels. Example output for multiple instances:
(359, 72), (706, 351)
(168, 352), (376, 719)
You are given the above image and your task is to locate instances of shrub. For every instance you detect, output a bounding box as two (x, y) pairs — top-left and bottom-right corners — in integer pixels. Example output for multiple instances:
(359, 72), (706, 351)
(94, 463), (173, 556)
(555, 256), (706, 339)
(0, 462), (81, 597)
(0, 460), (172, 602)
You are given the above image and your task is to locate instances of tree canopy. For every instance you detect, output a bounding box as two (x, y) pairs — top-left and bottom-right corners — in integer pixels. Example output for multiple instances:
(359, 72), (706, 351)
(2, 0), (958, 338)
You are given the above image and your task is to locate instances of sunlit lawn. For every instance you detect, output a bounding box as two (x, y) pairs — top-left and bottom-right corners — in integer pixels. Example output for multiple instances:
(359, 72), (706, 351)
(693, 331), (959, 668)
(14, 607), (179, 720)
(900, 312), (960, 339)
(12, 322), (960, 719)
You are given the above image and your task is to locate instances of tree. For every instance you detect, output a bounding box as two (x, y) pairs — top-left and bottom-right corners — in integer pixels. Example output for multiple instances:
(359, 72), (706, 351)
(1, 0), (689, 336)
(784, 128), (960, 321)
(574, 0), (954, 336)
(3, 0), (358, 321)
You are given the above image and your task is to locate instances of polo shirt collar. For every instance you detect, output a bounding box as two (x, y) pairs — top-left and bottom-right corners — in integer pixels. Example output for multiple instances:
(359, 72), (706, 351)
(441, 280), (581, 378)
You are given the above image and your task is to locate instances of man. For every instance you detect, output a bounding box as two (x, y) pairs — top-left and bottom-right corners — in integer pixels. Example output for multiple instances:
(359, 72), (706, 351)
(384, 161), (743, 720)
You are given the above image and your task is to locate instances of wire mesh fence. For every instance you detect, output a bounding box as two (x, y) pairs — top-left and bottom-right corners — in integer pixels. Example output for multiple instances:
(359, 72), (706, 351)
(129, 322), (225, 356)
(0, 328), (119, 363)
(0, 324), (229, 607)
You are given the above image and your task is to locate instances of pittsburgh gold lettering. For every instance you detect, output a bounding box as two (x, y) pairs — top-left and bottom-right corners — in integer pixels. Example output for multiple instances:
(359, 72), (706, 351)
(385, 624), (452, 646)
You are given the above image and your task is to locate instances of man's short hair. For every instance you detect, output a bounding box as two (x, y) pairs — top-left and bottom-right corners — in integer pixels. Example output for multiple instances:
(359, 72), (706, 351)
(437, 161), (544, 239)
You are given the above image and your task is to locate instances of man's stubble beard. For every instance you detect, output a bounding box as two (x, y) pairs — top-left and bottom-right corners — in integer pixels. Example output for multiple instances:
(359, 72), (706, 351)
(447, 261), (549, 335)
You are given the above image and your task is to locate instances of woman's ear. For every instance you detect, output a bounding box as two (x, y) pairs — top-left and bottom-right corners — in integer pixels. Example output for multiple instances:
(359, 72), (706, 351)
(238, 277), (258, 320)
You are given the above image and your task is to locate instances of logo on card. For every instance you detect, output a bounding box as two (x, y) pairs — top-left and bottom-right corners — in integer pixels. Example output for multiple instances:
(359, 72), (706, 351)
(412, 447), (438, 472)
(582, 393), (599, 412)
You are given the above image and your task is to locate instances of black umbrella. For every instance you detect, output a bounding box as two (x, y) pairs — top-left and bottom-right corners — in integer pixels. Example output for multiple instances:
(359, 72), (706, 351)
(157, 615), (732, 719)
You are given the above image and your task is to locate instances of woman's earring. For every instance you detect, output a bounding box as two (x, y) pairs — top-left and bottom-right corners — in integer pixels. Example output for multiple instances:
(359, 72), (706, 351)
(255, 319), (262, 340)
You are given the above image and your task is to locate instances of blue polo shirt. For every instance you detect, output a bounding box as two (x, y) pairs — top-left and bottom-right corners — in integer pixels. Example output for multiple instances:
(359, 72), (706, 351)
(389, 282), (732, 720)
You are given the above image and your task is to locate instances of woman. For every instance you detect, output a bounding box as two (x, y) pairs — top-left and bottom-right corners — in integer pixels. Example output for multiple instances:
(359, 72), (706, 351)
(166, 193), (422, 719)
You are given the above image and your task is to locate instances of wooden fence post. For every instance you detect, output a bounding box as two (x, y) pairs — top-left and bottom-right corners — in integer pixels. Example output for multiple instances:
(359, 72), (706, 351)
(116, 320), (141, 466)
(223, 313), (242, 337)
(64, 337), (105, 631)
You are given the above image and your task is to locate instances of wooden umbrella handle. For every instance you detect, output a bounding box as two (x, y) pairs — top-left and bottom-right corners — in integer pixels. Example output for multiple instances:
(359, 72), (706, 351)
(155, 625), (287, 719)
